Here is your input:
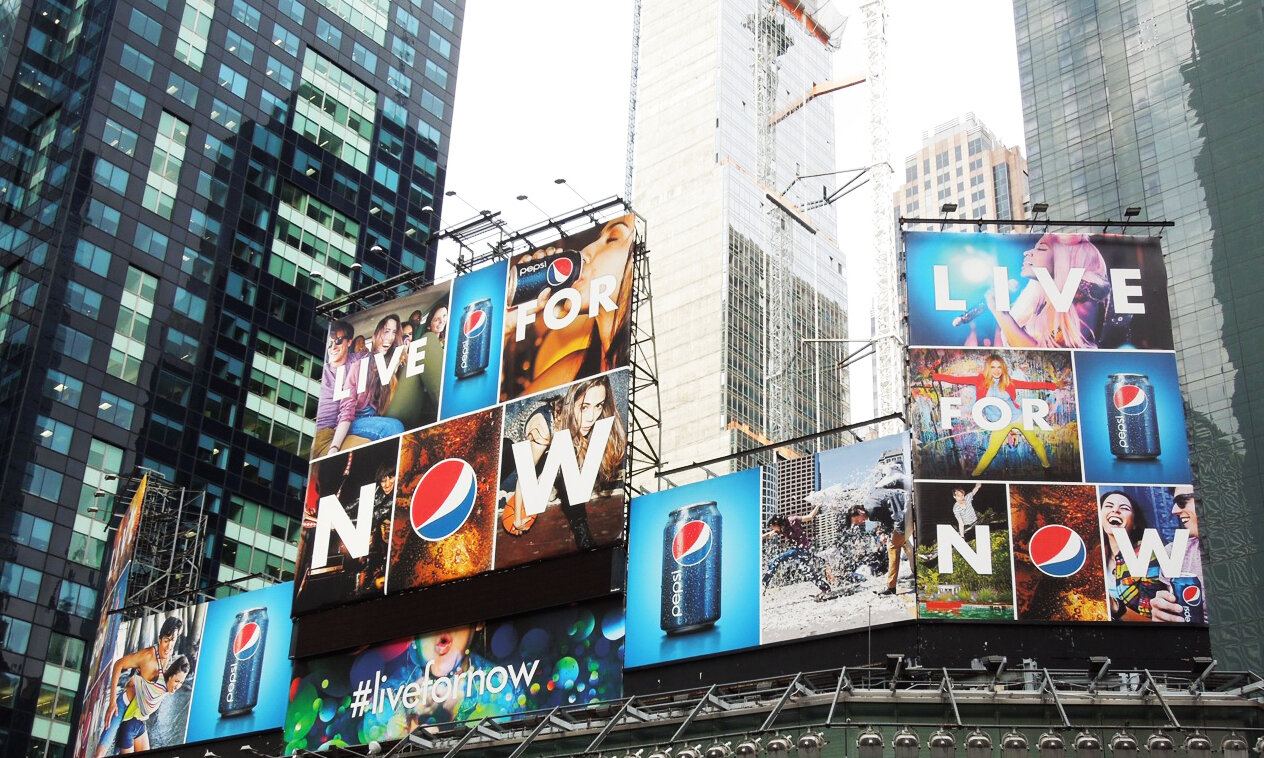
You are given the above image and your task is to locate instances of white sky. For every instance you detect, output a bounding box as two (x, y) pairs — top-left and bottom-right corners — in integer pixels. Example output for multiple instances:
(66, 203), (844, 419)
(440, 0), (1025, 420)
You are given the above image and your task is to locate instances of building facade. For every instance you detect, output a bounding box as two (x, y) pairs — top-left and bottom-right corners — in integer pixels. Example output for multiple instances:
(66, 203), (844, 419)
(893, 113), (1027, 229)
(0, 0), (463, 753)
(633, 0), (851, 481)
(1012, 0), (1263, 669)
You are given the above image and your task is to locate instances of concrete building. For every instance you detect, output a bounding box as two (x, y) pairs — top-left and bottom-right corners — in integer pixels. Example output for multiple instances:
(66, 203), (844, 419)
(1012, 0), (1264, 670)
(893, 113), (1027, 229)
(633, 0), (852, 481)
(0, 0), (462, 753)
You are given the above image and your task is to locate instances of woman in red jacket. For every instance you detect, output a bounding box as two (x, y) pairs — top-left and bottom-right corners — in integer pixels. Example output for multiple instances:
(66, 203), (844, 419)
(934, 354), (1057, 476)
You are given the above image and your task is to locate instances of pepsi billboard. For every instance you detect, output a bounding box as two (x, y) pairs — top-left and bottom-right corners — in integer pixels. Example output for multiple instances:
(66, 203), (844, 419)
(75, 583), (294, 757)
(625, 435), (912, 667)
(904, 231), (1208, 626)
(297, 213), (638, 615)
(284, 597), (624, 751)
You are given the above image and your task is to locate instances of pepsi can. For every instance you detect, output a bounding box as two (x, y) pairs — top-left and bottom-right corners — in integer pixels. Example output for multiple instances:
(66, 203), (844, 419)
(219, 607), (268, 717)
(1169, 576), (1205, 623)
(510, 251), (582, 306)
(660, 501), (721, 635)
(455, 298), (493, 378)
(1106, 373), (1161, 460)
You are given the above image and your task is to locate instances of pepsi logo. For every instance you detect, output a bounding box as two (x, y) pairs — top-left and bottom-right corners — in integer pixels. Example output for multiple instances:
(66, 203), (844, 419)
(546, 258), (574, 287)
(411, 459), (478, 541)
(463, 309), (487, 338)
(671, 521), (712, 566)
(1180, 583), (1203, 606)
(1028, 524), (1087, 577)
(1112, 385), (1149, 415)
(231, 622), (262, 661)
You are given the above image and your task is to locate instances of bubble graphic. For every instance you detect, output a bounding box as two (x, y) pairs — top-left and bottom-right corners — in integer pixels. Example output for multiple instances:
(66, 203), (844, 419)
(554, 656), (580, 687)
(601, 610), (626, 641)
(489, 622), (520, 658)
(520, 628), (552, 657)
(569, 611), (595, 639)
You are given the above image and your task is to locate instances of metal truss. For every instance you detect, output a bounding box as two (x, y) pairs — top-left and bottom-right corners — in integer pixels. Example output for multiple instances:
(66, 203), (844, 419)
(355, 663), (1264, 758)
(627, 218), (662, 488)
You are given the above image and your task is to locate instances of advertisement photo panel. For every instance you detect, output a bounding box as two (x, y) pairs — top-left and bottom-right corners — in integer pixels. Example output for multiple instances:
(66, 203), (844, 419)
(312, 282), (452, 460)
(761, 435), (914, 643)
(1098, 485), (1208, 624)
(499, 214), (636, 404)
(387, 408), (503, 592)
(284, 598), (624, 751)
(904, 232), (1173, 351)
(88, 604), (207, 757)
(185, 583), (294, 742)
(625, 468), (761, 667)
(495, 369), (630, 569)
(1008, 484), (1108, 621)
(914, 482), (1014, 620)
(295, 437), (400, 614)
(1074, 350), (1192, 484)
(910, 348), (1080, 482)
(441, 260), (509, 420)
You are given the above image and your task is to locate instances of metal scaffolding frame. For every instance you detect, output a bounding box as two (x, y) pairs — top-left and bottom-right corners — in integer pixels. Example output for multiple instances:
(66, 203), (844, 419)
(120, 476), (209, 618)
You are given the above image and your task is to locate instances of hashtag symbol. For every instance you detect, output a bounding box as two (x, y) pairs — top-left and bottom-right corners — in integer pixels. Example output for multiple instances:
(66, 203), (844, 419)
(349, 680), (373, 717)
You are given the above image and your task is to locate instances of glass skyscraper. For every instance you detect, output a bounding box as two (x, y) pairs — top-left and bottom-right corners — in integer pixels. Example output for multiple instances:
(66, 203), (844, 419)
(0, 0), (462, 752)
(1013, 0), (1263, 668)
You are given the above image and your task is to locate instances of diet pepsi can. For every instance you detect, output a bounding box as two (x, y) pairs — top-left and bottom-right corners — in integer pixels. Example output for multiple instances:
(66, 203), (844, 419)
(510, 250), (582, 306)
(1106, 373), (1161, 460)
(455, 298), (493, 378)
(660, 501), (721, 635)
(1169, 575), (1206, 623)
(219, 607), (268, 716)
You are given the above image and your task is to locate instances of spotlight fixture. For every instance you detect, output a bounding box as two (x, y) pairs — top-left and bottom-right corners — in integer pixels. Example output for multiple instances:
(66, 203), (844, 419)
(1031, 202), (1049, 215)
(940, 202), (958, 214)
(1109, 732), (1138, 754)
(367, 742), (383, 756)
(766, 736), (793, 758)
(1038, 732), (1065, 758)
(648, 749), (673, 758)
(1181, 734), (1211, 758)
(798, 732), (827, 758)
(678, 746), (701, 758)
(1145, 734), (1173, 754)
(966, 730), (993, 758)
(930, 729), (956, 758)
(735, 740), (761, 758)
(1074, 731), (1103, 758)
(1124, 206), (1141, 219)
(705, 742), (733, 758)
(1220, 735), (1248, 758)
(858, 728), (884, 758)
(894, 728), (920, 758)
(1002, 731), (1029, 758)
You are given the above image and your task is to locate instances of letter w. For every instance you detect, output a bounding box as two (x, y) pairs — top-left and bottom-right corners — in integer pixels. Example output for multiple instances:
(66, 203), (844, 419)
(1113, 528), (1189, 577)
(311, 483), (375, 569)
(512, 416), (615, 516)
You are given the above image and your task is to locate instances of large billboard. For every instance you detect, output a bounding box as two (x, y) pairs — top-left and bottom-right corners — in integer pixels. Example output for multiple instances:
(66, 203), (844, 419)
(76, 583), (294, 757)
(297, 213), (637, 615)
(904, 231), (1208, 625)
(625, 435), (912, 667)
(284, 598), (624, 751)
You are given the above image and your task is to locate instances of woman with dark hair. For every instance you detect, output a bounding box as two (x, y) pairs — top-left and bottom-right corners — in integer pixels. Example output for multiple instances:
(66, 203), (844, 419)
(933, 353), (1057, 476)
(329, 314), (406, 453)
(111, 655), (190, 754)
(96, 618), (184, 757)
(424, 303), (449, 345)
(1100, 490), (1184, 622)
(500, 375), (627, 548)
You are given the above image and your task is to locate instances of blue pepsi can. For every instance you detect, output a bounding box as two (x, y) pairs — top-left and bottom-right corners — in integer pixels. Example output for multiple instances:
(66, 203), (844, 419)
(219, 607), (268, 716)
(1170, 576), (1205, 623)
(1106, 373), (1160, 460)
(510, 250), (582, 306)
(455, 298), (493, 378)
(660, 501), (721, 635)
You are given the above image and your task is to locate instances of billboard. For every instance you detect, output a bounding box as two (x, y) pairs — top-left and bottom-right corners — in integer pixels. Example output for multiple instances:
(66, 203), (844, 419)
(297, 213), (637, 615)
(904, 231), (1207, 626)
(625, 435), (912, 667)
(74, 477), (147, 758)
(284, 598), (624, 751)
(76, 584), (294, 757)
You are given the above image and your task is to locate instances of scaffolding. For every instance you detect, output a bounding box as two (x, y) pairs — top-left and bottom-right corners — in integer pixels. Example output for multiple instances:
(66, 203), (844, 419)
(120, 476), (208, 619)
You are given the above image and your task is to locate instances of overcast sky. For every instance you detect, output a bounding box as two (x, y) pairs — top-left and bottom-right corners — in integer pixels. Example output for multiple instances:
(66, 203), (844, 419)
(439, 0), (1025, 418)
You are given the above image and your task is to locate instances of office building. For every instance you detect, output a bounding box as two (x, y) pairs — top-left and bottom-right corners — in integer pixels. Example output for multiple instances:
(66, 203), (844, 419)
(1012, 0), (1263, 669)
(633, 0), (851, 480)
(0, 0), (463, 753)
(893, 113), (1027, 228)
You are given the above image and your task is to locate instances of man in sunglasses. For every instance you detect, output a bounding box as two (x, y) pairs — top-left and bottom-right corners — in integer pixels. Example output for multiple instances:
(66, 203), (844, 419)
(313, 320), (358, 458)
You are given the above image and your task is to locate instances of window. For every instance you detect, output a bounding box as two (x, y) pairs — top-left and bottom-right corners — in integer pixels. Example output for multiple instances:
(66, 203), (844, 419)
(0, 616), (31, 654)
(218, 63), (248, 98)
(210, 98), (241, 131)
(164, 328), (199, 364)
(420, 89), (443, 119)
(391, 34), (414, 66)
(55, 581), (97, 618)
(65, 281), (102, 318)
(394, 6), (418, 34)
(97, 391), (136, 429)
(352, 42), (377, 74)
(231, 0), (260, 27)
(431, 2), (454, 30)
(225, 29), (255, 65)
(279, 0), (304, 23)
(35, 415), (72, 454)
(9, 514), (52, 551)
(0, 562), (41, 602)
(54, 325), (93, 361)
(316, 17), (342, 47)
(44, 370), (83, 407)
(134, 222), (169, 260)
(46, 634), (84, 670)
(205, 390), (237, 425)
(85, 199), (120, 234)
(265, 56), (294, 88)
(428, 30), (451, 58)
(127, 8), (162, 44)
(167, 71), (198, 108)
(273, 24), (299, 55)
(92, 157), (128, 195)
(423, 59), (447, 89)
(120, 44), (155, 80)
(110, 81), (146, 118)
(387, 65), (411, 97)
